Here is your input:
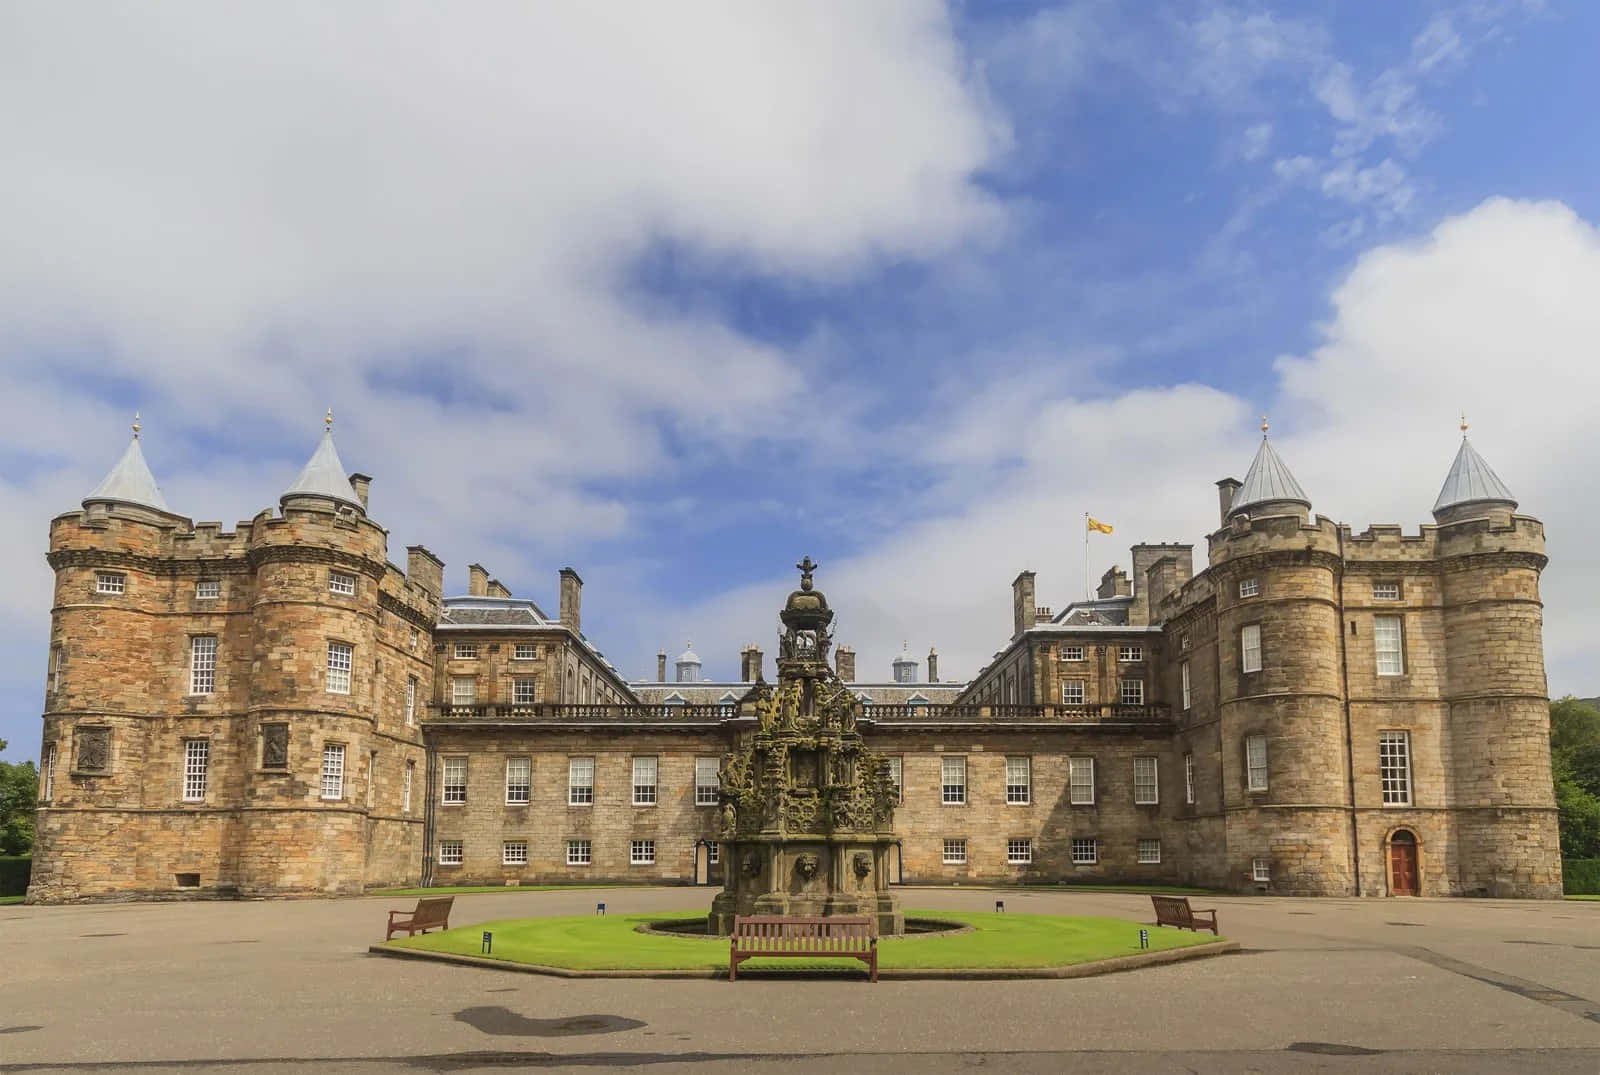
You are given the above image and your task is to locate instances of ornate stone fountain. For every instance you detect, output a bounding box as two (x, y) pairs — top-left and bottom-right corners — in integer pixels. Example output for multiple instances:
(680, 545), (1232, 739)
(709, 557), (904, 936)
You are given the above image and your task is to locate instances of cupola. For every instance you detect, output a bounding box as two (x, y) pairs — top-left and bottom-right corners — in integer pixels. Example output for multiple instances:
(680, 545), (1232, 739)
(281, 410), (363, 513)
(675, 642), (702, 683)
(891, 641), (919, 684)
(1228, 417), (1311, 522)
(1432, 416), (1518, 525)
(82, 414), (176, 520)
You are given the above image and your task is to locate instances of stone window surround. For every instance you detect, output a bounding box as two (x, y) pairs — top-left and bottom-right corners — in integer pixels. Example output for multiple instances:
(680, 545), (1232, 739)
(50, 643), (65, 693)
(451, 675), (477, 706)
(511, 677), (538, 706)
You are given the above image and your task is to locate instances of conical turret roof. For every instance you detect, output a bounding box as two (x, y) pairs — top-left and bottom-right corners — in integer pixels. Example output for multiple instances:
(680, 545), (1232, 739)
(1433, 434), (1516, 514)
(281, 414), (361, 509)
(84, 420), (171, 512)
(1230, 426), (1310, 516)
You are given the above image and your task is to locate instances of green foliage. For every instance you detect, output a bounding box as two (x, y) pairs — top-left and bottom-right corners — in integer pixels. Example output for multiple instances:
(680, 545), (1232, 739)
(0, 856), (31, 897)
(0, 739), (40, 856)
(1551, 698), (1600, 860)
(1562, 858), (1600, 896)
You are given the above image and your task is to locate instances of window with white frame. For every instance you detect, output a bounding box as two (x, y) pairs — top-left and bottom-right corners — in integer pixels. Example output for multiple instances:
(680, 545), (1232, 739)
(1373, 581), (1400, 600)
(95, 571), (125, 595)
(195, 579), (220, 600)
(1007, 838), (1033, 864)
(190, 635), (217, 695)
(451, 676), (477, 706)
(402, 761), (413, 814)
(182, 739), (209, 802)
(405, 676), (416, 725)
(441, 756), (466, 804)
(1069, 756), (1095, 804)
(454, 642), (478, 659)
(1375, 616), (1405, 676)
(1062, 679), (1086, 705)
(321, 743), (345, 800)
(1071, 838), (1098, 865)
(1120, 678), (1144, 705)
(505, 757), (531, 805)
(1005, 756), (1031, 804)
(512, 678), (537, 706)
(503, 840), (528, 866)
(42, 744), (56, 801)
(438, 841), (463, 866)
(1379, 731), (1413, 805)
(1138, 838), (1161, 864)
(514, 643), (537, 660)
(707, 842), (719, 865)
(329, 571), (356, 596)
(569, 757), (594, 805)
(1134, 756), (1159, 804)
(1245, 734), (1269, 791)
(632, 756), (658, 806)
(1180, 661), (1191, 710)
(1184, 753), (1195, 805)
(1118, 645), (1143, 662)
(50, 644), (65, 693)
(1180, 633), (1190, 651)
(1060, 645), (1084, 662)
(408, 627), (419, 652)
(1241, 624), (1262, 674)
(567, 839), (592, 865)
(1239, 578), (1260, 598)
(942, 838), (968, 865)
(887, 756), (902, 803)
(695, 757), (720, 806)
(630, 839), (655, 865)
(326, 641), (353, 694)
(941, 756), (966, 805)
(1253, 857), (1271, 882)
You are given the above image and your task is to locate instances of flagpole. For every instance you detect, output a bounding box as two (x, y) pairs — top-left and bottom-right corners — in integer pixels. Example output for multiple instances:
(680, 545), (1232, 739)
(1084, 512), (1090, 601)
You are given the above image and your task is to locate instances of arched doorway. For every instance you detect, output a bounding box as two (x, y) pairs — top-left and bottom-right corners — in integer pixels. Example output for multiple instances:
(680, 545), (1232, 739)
(1388, 829), (1419, 896)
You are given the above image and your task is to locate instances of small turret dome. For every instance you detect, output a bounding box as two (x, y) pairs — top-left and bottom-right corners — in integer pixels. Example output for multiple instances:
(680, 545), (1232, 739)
(281, 410), (363, 512)
(1433, 421), (1518, 523)
(83, 414), (175, 516)
(1229, 418), (1311, 520)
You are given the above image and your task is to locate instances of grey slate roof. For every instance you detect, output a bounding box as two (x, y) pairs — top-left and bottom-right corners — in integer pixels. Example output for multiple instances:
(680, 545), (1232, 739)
(85, 435), (171, 512)
(1231, 435), (1311, 515)
(1434, 436), (1517, 513)
(281, 429), (360, 508)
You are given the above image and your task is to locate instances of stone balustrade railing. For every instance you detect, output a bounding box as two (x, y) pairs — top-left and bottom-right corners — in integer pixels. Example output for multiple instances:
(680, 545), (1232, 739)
(426, 701), (1171, 726)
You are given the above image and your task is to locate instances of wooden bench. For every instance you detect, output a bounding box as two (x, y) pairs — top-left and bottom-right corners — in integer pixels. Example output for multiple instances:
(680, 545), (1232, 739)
(1151, 895), (1219, 934)
(386, 896), (454, 940)
(729, 915), (878, 982)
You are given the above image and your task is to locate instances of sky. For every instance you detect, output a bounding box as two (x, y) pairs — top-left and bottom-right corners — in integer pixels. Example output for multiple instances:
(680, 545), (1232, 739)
(2, 1), (1597, 759)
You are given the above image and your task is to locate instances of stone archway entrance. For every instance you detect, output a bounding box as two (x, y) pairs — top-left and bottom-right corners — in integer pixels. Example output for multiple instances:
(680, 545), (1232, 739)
(1388, 829), (1420, 896)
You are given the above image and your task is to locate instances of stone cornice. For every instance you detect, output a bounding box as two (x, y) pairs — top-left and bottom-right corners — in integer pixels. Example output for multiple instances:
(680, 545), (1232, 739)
(47, 547), (252, 576)
(379, 590), (438, 631)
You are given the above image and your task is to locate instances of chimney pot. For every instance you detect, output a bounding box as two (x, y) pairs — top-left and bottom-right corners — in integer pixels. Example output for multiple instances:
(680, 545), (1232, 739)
(347, 473), (372, 510)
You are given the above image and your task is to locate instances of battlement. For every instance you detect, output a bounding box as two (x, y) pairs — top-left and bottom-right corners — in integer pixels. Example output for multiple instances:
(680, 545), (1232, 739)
(1207, 510), (1342, 564)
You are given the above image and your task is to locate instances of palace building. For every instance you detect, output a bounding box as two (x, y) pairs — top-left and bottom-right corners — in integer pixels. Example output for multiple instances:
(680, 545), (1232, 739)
(27, 416), (1563, 902)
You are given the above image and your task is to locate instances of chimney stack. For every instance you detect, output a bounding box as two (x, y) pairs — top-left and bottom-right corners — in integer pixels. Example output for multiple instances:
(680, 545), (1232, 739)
(1012, 570), (1037, 639)
(467, 563), (490, 596)
(348, 473), (372, 510)
(558, 568), (583, 633)
(739, 644), (764, 682)
(406, 545), (443, 597)
(1097, 566), (1131, 599)
(1216, 477), (1242, 528)
(927, 647), (939, 683)
(657, 650), (667, 682)
(835, 645), (856, 683)
(487, 579), (511, 598)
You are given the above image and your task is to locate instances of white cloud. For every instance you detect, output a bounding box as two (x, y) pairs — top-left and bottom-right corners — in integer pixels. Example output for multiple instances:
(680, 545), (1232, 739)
(1239, 122), (1274, 161)
(1319, 158), (1418, 218)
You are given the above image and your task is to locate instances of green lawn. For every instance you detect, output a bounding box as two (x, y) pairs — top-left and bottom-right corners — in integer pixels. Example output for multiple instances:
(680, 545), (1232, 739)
(369, 884), (627, 897)
(0, 895), (24, 906)
(1010, 883), (1224, 896)
(1565, 894), (1600, 901)
(384, 911), (1218, 971)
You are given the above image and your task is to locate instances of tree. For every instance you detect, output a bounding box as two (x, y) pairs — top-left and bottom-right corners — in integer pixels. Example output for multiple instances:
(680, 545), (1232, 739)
(0, 739), (40, 856)
(1551, 698), (1600, 859)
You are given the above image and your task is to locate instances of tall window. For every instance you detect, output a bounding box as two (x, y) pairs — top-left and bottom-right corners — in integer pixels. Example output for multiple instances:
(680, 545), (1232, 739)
(1005, 756), (1031, 804)
(941, 756), (966, 805)
(321, 744), (345, 800)
(1137, 839), (1161, 864)
(1118, 645), (1143, 662)
(514, 643), (537, 660)
(442, 756), (467, 804)
(512, 678), (537, 707)
(569, 757), (595, 805)
(1060, 645), (1084, 662)
(630, 839), (655, 865)
(195, 580), (220, 600)
(1069, 756), (1095, 804)
(1375, 616), (1405, 676)
(695, 757), (720, 806)
(329, 571), (357, 596)
(190, 635), (217, 695)
(505, 757), (531, 805)
(183, 740), (209, 802)
(1241, 624), (1262, 674)
(451, 676), (477, 706)
(567, 840), (592, 865)
(1071, 838), (1098, 865)
(402, 761), (413, 813)
(408, 627), (419, 652)
(1372, 581), (1400, 600)
(1119, 679), (1144, 705)
(95, 571), (125, 594)
(1245, 735), (1269, 791)
(454, 642), (478, 659)
(632, 756), (658, 805)
(1379, 731), (1413, 805)
(887, 756), (902, 803)
(707, 842), (720, 865)
(42, 744), (56, 801)
(1134, 756), (1159, 804)
(503, 841), (528, 866)
(1238, 578), (1260, 598)
(438, 841), (463, 866)
(367, 750), (378, 808)
(1062, 680), (1085, 705)
(942, 838), (967, 865)
(50, 644), (65, 693)
(1180, 661), (1191, 710)
(326, 642), (353, 694)
(1184, 753), (1195, 805)
(405, 677), (417, 725)
(1007, 838), (1032, 865)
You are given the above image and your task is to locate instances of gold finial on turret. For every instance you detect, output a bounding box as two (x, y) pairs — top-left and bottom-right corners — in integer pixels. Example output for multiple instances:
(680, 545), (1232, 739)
(325, 407), (334, 432)
(1261, 415), (1269, 436)
(1460, 410), (1468, 434)
(132, 412), (141, 438)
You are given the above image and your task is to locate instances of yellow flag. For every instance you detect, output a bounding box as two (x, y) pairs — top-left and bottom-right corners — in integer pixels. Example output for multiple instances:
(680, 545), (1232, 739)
(1087, 517), (1113, 535)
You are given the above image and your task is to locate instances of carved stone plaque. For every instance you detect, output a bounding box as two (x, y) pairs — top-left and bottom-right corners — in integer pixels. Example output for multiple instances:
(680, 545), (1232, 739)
(261, 724), (289, 769)
(76, 727), (110, 772)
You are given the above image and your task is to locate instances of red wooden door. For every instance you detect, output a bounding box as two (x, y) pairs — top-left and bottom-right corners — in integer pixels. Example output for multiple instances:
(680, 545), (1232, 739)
(1389, 834), (1419, 896)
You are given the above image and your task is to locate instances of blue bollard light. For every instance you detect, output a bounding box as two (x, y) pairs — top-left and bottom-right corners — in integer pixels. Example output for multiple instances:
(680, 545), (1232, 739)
(995, 900), (1005, 913)
(596, 902), (606, 916)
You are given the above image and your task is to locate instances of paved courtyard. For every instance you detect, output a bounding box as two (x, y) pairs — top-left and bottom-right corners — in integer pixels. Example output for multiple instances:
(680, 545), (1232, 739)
(2, 886), (1597, 1073)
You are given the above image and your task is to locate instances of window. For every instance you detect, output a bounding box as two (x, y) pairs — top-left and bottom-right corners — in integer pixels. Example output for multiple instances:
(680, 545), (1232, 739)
(1061, 645), (1084, 662)
(1071, 838), (1098, 865)
(438, 841), (463, 867)
(442, 756), (466, 804)
(326, 642), (353, 694)
(1239, 578), (1260, 598)
(1373, 581), (1400, 600)
(503, 840), (528, 866)
(1119, 679), (1144, 705)
(505, 757), (531, 805)
(405, 677), (417, 725)
(514, 643), (538, 660)
(941, 756), (966, 805)
(40, 743), (56, 801)
(632, 756), (658, 806)
(1375, 616), (1405, 676)
(402, 761), (413, 813)
(630, 839), (655, 865)
(1180, 633), (1190, 651)
(1005, 756), (1031, 805)
(366, 751), (378, 808)
(189, 635), (217, 695)
(409, 627), (419, 652)
(1134, 756), (1159, 804)
(885, 756), (902, 803)
(1118, 645), (1143, 662)
(1245, 735), (1268, 791)
(707, 842), (720, 865)
(95, 571), (125, 595)
(1061, 679), (1086, 705)
(182, 739), (209, 802)
(329, 571), (357, 596)
(1184, 753), (1195, 805)
(942, 838), (968, 865)
(321, 744), (345, 800)
(195, 580), (220, 600)
(50, 644), (65, 693)
(1241, 624), (1262, 674)
(454, 642), (478, 659)
(1253, 857), (1271, 882)
(1138, 839), (1162, 864)
(1379, 731), (1413, 805)
(512, 678), (538, 707)
(451, 676), (477, 706)
(567, 839), (592, 866)
(569, 757), (595, 805)
(695, 757), (720, 806)
(1007, 838), (1033, 864)
(1180, 661), (1191, 710)
(1069, 756), (1095, 804)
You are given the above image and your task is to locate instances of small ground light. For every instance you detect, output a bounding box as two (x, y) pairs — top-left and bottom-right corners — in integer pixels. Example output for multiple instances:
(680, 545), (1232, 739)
(481, 931), (492, 954)
(995, 900), (1005, 913)
(596, 902), (605, 916)
(1139, 928), (1149, 950)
